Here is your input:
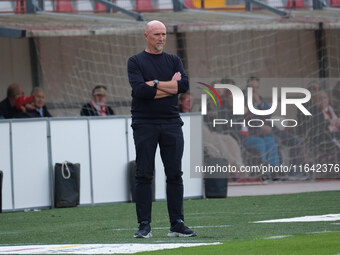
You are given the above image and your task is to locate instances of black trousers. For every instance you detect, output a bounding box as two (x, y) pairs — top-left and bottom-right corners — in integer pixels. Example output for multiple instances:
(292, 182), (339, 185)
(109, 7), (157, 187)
(132, 122), (184, 224)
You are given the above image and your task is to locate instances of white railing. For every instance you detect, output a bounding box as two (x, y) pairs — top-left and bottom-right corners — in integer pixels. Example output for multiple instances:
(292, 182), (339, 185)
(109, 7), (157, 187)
(0, 114), (203, 212)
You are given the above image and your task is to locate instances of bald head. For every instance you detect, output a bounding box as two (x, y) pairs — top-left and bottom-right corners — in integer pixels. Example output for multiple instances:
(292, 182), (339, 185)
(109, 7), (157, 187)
(7, 83), (23, 98)
(7, 83), (24, 107)
(145, 20), (166, 34)
(144, 20), (166, 54)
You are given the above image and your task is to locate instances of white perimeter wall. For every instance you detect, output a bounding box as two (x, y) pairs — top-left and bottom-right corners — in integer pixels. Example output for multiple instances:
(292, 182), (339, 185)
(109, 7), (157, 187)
(0, 114), (203, 211)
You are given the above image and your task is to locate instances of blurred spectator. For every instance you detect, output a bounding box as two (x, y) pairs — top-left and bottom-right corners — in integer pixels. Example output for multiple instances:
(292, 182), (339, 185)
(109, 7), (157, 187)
(203, 123), (244, 170)
(306, 81), (320, 110)
(246, 77), (302, 166)
(215, 78), (236, 129)
(331, 81), (340, 112)
(225, 89), (280, 166)
(179, 92), (244, 169)
(178, 92), (192, 113)
(13, 96), (40, 118)
(310, 90), (340, 155)
(31, 87), (52, 117)
(81, 85), (114, 116)
(0, 83), (24, 119)
(245, 77), (268, 110)
(297, 81), (320, 135)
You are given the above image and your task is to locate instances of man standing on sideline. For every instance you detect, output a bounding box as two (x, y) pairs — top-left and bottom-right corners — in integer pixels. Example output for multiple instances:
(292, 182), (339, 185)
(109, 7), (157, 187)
(127, 20), (196, 238)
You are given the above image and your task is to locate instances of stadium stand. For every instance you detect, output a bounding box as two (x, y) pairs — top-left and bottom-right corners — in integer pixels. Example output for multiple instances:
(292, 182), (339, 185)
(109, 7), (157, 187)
(3, 0), (339, 13)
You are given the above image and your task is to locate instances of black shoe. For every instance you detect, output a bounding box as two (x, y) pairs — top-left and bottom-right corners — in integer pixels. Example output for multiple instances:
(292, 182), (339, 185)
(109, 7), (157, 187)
(133, 221), (152, 238)
(168, 219), (197, 237)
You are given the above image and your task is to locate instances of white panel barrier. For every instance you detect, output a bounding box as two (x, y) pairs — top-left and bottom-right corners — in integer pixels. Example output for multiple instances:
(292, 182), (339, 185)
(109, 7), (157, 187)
(154, 147), (167, 200)
(11, 121), (50, 209)
(89, 118), (129, 203)
(50, 119), (92, 205)
(0, 114), (203, 212)
(127, 118), (134, 163)
(0, 123), (12, 211)
(185, 114), (203, 197)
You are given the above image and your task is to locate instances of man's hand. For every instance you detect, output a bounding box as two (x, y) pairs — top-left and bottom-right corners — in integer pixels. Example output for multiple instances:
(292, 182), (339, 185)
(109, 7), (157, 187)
(155, 89), (172, 99)
(145, 72), (181, 97)
(145, 72), (182, 87)
(172, 72), (181, 81)
(145, 81), (154, 87)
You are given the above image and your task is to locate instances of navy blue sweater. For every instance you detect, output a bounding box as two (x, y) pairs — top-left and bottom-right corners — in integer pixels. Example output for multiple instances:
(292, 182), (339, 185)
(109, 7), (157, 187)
(128, 51), (189, 123)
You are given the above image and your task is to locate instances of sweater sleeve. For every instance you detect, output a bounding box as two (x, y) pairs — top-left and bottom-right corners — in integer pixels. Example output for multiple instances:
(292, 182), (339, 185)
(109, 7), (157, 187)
(127, 56), (157, 99)
(175, 56), (189, 94)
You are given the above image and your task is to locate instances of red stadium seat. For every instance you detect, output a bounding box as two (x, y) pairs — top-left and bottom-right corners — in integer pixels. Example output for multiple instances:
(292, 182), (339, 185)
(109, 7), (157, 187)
(184, 0), (196, 8)
(136, 0), (154, 11)
(15, 0), (26, 14)
(330, 0), (340, 7)
(95, 2), (107, 12)
(56, 0), (73, 12)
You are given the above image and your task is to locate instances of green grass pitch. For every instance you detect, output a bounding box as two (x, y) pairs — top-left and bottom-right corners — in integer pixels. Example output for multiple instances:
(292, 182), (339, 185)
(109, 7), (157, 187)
(0, 191), (339, 254)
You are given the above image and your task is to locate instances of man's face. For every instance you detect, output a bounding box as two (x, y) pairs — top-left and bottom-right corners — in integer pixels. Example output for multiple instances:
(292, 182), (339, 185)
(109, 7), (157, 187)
(34, 91), (45, 109)
(11, 87), (24, 105)
(179, 94), (192, 113)
(311, 82), (320, 90)
(93, 94), (106, 106)
(248, 80), (260, 95)
(16, 87), (24, 99)
(145, 24), (166, 53)
(317, 91), (329, 110)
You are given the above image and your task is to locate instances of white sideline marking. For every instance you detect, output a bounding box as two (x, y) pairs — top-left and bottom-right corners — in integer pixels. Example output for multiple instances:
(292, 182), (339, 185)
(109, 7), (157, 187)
(253, 214), (340, 223)
(309, 231), (336, 234)
(0, 243), (221, 254)
(263, 235), (291, 240)
(112, 225), (230, 231)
